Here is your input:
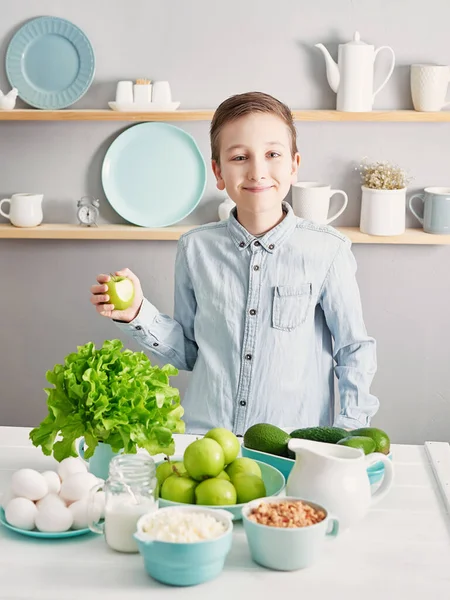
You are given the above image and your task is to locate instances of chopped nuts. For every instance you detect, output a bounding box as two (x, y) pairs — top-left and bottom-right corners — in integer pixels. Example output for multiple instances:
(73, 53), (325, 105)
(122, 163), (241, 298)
(247, 500), (326, 528)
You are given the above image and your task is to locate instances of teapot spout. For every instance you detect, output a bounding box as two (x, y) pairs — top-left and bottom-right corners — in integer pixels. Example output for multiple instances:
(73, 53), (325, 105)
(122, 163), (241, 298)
(315, 43), (340, 93)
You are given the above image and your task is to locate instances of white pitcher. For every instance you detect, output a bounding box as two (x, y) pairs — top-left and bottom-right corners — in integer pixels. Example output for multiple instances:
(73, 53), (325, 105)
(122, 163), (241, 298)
(0, 193), (43, 227)
(286, 439), (394, 530)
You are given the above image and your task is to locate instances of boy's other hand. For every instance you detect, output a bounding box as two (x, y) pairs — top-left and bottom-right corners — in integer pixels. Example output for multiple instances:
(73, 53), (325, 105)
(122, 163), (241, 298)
(90, 268), (144, 323)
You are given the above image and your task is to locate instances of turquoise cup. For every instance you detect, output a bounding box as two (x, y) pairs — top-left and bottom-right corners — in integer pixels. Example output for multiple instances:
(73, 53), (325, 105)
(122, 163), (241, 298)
(134, 506), (233, 586)
(409, 187), (450, 234)
(242, 496), (339, 571)
(77, 438), (119, 480)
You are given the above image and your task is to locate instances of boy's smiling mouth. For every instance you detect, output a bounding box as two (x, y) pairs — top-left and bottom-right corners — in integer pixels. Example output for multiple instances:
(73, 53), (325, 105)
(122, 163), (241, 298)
(242, 185), (274, 193)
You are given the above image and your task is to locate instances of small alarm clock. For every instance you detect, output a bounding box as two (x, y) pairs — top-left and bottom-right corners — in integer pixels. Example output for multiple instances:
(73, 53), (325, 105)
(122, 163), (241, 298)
(77, 196), (100, 227)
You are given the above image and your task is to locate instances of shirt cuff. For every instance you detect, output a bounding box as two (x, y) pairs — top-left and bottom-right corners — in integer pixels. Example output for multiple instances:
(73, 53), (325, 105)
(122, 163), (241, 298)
(114, 298), (159, 332)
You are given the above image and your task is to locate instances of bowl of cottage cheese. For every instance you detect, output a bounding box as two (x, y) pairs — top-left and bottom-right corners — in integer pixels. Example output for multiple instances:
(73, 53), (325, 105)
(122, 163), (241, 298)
(134, 505), (233, 586)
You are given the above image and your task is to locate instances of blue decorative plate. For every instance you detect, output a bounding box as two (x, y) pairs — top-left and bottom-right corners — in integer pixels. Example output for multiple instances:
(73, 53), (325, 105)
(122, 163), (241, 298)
(0, 507), (92, 539)
(102, 123), (207, 227)
(6, 16), (95, 109)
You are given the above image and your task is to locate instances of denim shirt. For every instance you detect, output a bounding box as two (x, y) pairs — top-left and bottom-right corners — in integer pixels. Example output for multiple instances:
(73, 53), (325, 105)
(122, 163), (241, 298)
(115, 202), (379, 435)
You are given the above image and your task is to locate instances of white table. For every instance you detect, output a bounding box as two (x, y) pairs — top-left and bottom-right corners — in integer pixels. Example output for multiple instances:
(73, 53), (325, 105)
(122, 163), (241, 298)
(1, 427), (450, 600)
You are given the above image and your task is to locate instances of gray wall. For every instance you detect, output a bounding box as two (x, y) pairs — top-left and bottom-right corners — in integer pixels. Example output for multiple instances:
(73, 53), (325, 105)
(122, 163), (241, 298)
(1, 0), (449, 444)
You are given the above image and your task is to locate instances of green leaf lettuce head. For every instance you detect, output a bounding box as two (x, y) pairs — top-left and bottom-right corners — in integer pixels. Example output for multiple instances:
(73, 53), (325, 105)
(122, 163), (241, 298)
(29, 340), (185, 461)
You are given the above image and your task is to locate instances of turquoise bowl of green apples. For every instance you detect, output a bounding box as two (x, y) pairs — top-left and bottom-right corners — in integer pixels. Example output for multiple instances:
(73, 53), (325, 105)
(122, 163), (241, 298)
(155, 429), (285, 520)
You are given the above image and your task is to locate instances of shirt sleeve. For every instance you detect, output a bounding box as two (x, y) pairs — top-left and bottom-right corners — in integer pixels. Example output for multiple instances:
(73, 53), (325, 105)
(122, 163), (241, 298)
(114, 238), (198, 371)
(319, 240), (380, 429)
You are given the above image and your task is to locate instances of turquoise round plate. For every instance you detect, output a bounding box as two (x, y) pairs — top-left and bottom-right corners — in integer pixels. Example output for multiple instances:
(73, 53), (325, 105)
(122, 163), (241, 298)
(0, 507), (92, 539)
(6, 16), (95, 109)
(102, 123), (207, 227)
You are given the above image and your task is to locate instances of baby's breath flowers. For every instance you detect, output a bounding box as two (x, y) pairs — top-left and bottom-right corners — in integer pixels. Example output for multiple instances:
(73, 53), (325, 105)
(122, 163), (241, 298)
(357, 158), (412, 190)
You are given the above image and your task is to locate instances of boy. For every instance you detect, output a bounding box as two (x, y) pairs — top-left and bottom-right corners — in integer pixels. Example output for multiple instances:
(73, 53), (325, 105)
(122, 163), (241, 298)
(90, 92), (379, 435)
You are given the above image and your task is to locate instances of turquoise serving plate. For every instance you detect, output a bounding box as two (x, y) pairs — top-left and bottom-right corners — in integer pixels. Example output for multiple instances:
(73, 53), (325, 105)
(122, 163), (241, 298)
(0, 507), (92, 539)
(6, 16), (95, 109)
(102, 122), (207, 227)
(241, 445), (393, 485)
(156, 458), (285, 520)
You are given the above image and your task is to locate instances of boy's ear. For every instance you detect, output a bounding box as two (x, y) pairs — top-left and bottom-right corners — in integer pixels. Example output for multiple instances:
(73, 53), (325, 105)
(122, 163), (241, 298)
(212, 160), (226, 191)
(290, 153), (301, 184)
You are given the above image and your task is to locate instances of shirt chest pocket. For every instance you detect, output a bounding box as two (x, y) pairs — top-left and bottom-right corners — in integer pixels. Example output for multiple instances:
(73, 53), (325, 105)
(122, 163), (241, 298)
(272, 283), (312, 332)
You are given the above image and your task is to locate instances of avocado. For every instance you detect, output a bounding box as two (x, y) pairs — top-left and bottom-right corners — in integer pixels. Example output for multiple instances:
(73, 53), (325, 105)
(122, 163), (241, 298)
(349, 427), (390, 455)
(243, 423), (291, 457)
(289, 426), (349, 445)
(336, 436), (376, 454)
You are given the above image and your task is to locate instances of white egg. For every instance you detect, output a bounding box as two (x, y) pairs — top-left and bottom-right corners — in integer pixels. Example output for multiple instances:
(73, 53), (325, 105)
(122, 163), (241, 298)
(1, 487), (15, 509)
(41, 471), (61, 494)
(59, 472), (99, 503)
(5, 497), (38, 530)
(35, 503), (73, 533)
(10, 469), (48, 501)
(57, 457), (87, 481)
(36, 493), (67, 510)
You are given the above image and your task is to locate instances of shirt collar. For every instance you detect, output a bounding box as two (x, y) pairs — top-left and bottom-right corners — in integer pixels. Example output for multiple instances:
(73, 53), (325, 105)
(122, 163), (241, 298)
(227, 201), (297, 253)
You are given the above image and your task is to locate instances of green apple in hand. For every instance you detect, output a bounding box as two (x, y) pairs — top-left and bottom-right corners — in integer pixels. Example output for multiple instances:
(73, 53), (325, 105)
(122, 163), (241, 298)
(106, 275), (135, 310)
(204, 428), (240, 464)
(183, 439), (225, 481)
(160, 473), (197, 504)
(195, 478), (237, 506)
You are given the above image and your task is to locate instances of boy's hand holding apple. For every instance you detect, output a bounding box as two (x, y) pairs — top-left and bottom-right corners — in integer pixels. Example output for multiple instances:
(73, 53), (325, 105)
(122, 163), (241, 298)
(90, 268), (143, 322)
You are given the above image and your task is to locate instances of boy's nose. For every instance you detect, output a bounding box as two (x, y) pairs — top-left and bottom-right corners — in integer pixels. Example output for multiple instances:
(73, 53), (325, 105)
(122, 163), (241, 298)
(247, 160), (267, 182)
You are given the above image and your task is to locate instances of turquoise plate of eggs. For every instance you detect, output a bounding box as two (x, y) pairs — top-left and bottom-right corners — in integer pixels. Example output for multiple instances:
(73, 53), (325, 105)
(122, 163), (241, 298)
(0, 507), (91, 538)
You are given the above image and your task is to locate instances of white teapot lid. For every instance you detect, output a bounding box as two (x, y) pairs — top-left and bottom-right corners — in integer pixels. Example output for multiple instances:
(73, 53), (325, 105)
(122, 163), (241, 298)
(343, 31), (368, 46)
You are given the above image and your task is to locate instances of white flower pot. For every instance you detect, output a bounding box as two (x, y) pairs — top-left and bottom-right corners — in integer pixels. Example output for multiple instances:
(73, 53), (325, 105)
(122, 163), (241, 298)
(359, 186), (406, 236)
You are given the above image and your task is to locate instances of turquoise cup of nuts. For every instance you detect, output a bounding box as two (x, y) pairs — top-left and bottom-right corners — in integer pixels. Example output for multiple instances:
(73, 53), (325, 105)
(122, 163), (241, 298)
(134, 506), (233, 586)
(241, 496), (339, 571)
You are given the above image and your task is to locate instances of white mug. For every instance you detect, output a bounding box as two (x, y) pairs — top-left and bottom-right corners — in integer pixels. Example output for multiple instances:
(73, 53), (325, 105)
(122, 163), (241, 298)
(292, 182), (348, 224)
(411, 64), (450, 112)
(151, 81), (172, 105)
(115, 81), (134, 104)
(0, 193), (44, 227)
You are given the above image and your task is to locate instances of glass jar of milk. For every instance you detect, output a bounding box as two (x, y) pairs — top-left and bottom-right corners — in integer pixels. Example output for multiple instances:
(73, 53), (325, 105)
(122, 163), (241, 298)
(88, 453), (158, 553)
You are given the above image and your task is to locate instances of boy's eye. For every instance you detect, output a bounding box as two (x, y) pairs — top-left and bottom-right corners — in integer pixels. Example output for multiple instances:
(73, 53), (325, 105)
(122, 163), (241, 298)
(268, 152), (281, 158)
(232, 155), (247, 161)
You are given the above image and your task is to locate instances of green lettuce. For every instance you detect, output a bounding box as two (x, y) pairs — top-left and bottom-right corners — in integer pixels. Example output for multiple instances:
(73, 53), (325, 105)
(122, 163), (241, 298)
(29, 339), (185, 461)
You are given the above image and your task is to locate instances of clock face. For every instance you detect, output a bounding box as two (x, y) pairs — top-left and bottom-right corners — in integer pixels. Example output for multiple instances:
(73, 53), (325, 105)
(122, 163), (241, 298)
(78, 205), (98, 225)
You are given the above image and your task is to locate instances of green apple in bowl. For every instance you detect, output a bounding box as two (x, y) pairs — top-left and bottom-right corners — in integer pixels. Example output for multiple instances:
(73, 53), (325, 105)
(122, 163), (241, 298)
(106, 275), (135, 310)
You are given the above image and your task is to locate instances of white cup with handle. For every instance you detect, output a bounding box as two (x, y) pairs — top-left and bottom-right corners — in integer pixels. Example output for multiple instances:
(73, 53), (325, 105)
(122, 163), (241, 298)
(0, 193), (44, 227)
(292, 182), (348, 225)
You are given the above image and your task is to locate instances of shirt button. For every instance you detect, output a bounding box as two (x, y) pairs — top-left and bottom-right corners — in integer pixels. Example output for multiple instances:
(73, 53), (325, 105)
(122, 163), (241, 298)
(135, 326), (142, 330)
(254, 241), (261, 246)
(152, 342), (159, 347)
(240, 401), (247, 407)
(245, 354), (252, 360)
(253, 265), (260, 271)
(249, 309), (256, 316)
(269, 244), (275, 250)
(239, 241), (245, 248)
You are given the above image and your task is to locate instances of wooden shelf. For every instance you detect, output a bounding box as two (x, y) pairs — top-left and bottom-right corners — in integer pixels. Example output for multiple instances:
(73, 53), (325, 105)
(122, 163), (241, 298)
(0, 223), (449, 244)
(1, 109), (450, 122)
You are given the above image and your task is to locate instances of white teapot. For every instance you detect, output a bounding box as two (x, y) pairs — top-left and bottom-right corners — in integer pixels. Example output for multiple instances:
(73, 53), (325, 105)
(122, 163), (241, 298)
(286, 438), (394, 530)
(315, 31), (395, 112)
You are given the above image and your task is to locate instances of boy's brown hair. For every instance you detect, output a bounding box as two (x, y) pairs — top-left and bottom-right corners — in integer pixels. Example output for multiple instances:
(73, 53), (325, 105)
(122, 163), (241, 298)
(210, 91), (298, 164)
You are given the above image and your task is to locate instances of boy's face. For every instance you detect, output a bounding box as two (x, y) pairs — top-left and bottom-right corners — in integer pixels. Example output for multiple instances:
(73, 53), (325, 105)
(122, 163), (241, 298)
(212, 112), (300, 216)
